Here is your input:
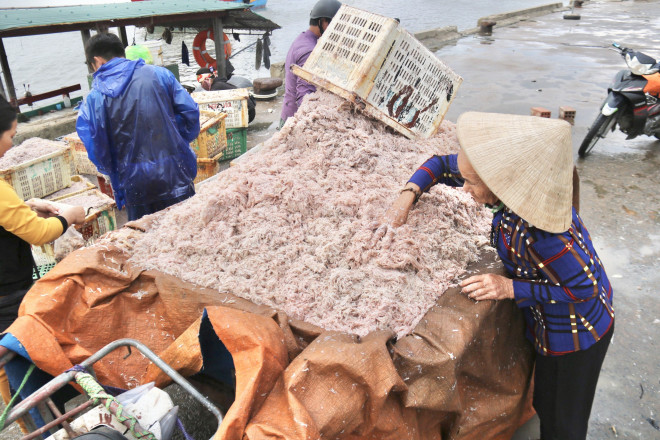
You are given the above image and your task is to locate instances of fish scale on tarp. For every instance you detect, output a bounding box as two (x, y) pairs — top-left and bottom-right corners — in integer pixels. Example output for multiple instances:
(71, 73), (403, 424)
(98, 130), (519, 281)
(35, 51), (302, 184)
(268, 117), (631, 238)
(3, 238), (534, 440)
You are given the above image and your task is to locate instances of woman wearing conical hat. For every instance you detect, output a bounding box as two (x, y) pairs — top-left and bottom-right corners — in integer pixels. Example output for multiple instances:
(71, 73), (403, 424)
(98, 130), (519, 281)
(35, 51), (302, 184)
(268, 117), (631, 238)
(383, 112), (614, 440)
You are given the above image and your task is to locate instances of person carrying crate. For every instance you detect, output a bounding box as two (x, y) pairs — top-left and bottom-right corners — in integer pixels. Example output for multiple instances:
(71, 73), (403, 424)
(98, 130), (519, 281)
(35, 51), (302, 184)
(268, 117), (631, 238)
(0, 96), (85, 432)
(279, 0), (342, 128)
(77, 33), (201, 221)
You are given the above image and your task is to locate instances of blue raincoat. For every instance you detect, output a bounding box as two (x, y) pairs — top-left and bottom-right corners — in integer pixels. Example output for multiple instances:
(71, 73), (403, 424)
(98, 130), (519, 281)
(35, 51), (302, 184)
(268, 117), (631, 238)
(76, 57), (200, 210)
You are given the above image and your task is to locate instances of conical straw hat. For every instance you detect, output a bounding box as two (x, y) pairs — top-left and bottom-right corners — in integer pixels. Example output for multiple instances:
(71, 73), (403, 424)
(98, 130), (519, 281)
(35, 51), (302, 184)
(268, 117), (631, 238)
(456, 112), (573, 233)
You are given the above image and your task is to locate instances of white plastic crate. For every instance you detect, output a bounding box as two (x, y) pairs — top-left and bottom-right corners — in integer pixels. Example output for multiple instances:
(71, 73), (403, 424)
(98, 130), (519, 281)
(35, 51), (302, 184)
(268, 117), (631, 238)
(63, 132), (103, 176)
(292, 5), (462, 139)
(0, 145), (74, 200)
(191, 88), (250, 128)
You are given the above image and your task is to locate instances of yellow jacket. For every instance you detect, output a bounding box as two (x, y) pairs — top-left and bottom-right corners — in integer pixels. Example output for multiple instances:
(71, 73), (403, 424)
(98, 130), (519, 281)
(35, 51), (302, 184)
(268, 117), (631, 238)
(0, 180), (64, 246)
(1, 180), (64, 294)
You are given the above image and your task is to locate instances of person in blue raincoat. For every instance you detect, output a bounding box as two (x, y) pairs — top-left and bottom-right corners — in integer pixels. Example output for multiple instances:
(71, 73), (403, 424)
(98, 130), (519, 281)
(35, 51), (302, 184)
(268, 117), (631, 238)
(77, 33), (200, 221)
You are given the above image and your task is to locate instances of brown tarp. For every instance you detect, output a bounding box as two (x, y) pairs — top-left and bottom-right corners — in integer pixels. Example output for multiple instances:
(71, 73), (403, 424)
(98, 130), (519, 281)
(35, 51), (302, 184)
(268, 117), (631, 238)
(8, 236), (534, 440)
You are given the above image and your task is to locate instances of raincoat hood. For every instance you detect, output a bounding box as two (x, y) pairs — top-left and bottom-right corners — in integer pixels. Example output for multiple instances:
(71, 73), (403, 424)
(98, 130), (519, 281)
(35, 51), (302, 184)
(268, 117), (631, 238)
(92, 57), (142, 98)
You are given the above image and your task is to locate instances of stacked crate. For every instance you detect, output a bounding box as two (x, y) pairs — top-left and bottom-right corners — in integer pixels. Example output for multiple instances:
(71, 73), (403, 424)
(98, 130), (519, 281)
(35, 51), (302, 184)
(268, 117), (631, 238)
(191, 89), (249, 162)
(0, 142), (74, 200)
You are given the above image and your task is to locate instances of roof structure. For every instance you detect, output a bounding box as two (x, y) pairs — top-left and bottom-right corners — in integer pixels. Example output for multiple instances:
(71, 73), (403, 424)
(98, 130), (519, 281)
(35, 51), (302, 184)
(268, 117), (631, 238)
(0, 0), (280, 103)
(0, 0), (280, 37)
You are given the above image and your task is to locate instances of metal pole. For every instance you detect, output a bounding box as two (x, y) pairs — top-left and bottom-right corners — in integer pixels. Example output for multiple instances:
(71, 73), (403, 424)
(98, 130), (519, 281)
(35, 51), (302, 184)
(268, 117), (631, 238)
(20, 401), (93, 440)
(119, 27), (129, 48)
(45, 398), (78, 438)
(81, 29), (94, 74)
(0, 346), (16, 370)
(3, 339), (223, 431)
(212, 17), (226, 79)
(0, 38), (17, 104)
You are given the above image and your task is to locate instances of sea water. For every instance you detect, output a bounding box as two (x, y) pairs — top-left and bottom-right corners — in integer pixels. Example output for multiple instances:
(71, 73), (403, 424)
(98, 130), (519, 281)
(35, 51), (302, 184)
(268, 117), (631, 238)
(1, 0), (563, 109)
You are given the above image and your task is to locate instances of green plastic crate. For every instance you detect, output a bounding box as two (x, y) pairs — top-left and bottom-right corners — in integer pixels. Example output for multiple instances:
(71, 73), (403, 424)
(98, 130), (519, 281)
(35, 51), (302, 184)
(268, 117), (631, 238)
(219, 128), (247, 162)
(33, 263), (56, 280)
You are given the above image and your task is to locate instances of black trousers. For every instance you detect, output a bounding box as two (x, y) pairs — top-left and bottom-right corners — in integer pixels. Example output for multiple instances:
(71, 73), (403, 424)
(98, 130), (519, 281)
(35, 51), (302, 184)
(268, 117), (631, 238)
(533, 322), (614, 440)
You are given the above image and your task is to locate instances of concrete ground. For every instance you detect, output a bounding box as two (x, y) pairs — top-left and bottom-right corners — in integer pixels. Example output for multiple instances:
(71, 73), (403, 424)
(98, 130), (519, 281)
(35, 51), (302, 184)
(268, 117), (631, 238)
(3, 1), (659, 439)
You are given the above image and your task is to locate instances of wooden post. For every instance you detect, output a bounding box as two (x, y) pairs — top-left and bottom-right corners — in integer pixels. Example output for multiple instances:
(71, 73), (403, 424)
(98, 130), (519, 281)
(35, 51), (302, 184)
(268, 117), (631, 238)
(119, 26), (129, 48)
(0, 38), (17, 104)
(212, 17), (226, 79)
(81, 29), (94, 73)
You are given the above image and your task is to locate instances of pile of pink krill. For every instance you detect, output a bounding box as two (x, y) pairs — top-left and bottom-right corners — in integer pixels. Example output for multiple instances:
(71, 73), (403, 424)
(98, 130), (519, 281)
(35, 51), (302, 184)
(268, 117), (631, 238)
(104, 92), (490, 338)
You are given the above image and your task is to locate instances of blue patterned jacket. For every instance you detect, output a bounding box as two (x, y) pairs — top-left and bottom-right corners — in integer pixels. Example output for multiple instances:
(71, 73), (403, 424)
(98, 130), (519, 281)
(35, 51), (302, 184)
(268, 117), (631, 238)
(408, 154), (614, 355)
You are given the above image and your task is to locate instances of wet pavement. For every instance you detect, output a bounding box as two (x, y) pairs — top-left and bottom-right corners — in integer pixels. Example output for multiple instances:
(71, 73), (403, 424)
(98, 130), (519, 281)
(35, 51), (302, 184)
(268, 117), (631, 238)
(436, 1), (660, 438)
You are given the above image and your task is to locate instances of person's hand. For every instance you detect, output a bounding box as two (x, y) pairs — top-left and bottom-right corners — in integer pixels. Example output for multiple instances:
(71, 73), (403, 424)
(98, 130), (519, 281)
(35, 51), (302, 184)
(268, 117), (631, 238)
(26, 198), (60, 218)
(380, 184), (419, 228)
(59, 206), (86, 226)
(369, 185), (419, 247)
(460, 274), (514, 301)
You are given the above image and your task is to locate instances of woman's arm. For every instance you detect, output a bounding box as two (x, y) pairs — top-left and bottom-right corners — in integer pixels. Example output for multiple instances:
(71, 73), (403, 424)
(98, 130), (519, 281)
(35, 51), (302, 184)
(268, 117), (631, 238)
(1, 184), (85, 246)
(381, 154), (463, 227)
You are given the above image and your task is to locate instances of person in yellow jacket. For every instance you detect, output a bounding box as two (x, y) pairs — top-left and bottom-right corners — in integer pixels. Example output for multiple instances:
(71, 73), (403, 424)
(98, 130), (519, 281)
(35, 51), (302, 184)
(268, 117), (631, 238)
(0, 96), (85, 432)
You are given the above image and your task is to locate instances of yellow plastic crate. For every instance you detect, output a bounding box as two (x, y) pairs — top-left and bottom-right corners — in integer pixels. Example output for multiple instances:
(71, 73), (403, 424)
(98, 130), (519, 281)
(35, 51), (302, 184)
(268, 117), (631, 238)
(190, 111), (228, 158)
(292, 5), (462, 139)
(0, 145), (74, 200)
(194, 150), (224, 184)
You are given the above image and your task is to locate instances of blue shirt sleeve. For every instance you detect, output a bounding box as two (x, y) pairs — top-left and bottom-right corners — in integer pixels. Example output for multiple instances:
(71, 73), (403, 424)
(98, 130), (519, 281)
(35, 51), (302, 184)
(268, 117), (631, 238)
(408, 154), (464, 193)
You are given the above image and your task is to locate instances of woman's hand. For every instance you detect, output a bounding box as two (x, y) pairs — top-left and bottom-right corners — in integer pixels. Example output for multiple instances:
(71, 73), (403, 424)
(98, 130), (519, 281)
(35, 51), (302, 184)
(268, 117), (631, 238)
(461, 274), (515, 301)
(59, 206), (86, 226)
(369, 184), (420, 247)
(26, 198), (60, 218)
(380, 184), (419, 228)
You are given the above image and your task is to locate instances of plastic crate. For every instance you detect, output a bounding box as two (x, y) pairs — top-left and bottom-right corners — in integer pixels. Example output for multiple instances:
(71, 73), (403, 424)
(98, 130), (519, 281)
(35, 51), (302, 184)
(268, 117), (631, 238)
(0, 145), (74, 200)
(31, 244), (56, 280)
(194, 151), (224, 184)
(56, 189), (117, 242)
(190, 111), (228, 158)
(96, 175), (114, 200)
(63, 132), (103, 176)
(191, 89), (250, 128)
(45, 175), (96, 201)
(219, 128), (247, 162)
(292, 5), (462, 139)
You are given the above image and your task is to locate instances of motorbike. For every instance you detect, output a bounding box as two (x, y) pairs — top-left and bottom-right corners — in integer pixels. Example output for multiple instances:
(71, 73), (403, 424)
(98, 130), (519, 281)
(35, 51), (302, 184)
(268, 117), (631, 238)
(579, 43), (660, 157)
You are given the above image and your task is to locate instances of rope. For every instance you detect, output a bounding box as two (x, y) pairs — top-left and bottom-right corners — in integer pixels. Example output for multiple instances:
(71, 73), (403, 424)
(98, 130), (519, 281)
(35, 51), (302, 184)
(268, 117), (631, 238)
(176, 418), (195, 440)
(75, 372), (156, 440)
(0, 364), (36, 431)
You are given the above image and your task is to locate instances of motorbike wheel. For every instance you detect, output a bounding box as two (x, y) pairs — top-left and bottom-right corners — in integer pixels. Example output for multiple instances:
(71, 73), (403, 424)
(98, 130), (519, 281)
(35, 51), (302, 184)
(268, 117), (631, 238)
(578, 113), (616, 158)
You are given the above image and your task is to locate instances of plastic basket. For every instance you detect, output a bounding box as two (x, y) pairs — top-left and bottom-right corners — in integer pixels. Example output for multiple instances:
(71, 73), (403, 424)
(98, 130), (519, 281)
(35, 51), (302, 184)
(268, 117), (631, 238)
(191, 89), (250, 128)
(190, 111), (228, 158)
(0, 145), (74, 200)
(219, 128), (247, 162)
(45, 175), (96, 201)
(292, 5), (462, 139)
(31, 244), (56, 280)
(56, 189), (117, 242)
(96, 175), (114, 200)
(63, 132), (103, 176)
(194, 151), (224, 184)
